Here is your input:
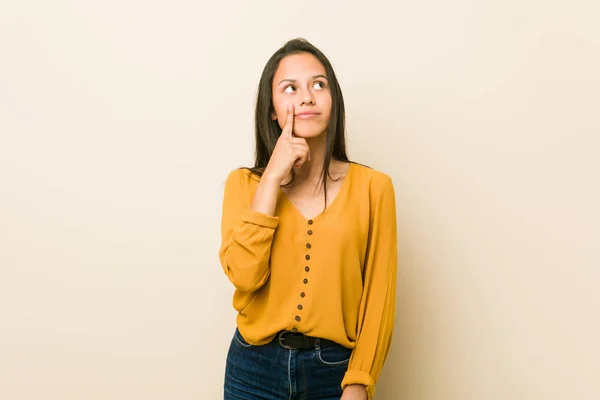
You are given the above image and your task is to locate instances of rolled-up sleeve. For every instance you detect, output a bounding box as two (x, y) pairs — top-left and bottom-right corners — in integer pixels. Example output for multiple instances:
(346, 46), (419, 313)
(218, 170), (279, 293)
(341, 176), (398, 399)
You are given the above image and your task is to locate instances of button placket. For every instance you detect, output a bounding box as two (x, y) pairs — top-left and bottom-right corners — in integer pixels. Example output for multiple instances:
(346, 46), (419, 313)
(295, 219), (314, 327)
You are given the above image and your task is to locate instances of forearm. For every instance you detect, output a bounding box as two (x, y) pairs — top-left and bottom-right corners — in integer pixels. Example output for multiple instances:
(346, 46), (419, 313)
(220, 207), (279, 292)
(250, 171), (281, 216)
(220, 169), (281, 293)
(341, 384), (368, 400)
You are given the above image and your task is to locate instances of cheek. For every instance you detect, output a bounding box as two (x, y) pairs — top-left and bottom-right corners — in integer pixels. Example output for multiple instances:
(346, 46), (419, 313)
(320, 91), (332, 107)
(275, 105), (287, 123)
(272, 96), (288, 120)
(272, 106), (287, 128)
(321, 95), (333, 118)
(277, 111), (286, 128)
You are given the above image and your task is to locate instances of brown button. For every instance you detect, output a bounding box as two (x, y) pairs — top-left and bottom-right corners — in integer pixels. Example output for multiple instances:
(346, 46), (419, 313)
(303, 278), (308, 284)
(295, 316), (301, 321)
(300, 292), (305, 297)
(305, 266), (310, 272)
(298, 304), (303, 310)
(292, 327), (298, 332)
(306, 243), (311, 249)
(305, 255), (310, 260)
(308, 230), (313, 235)
(308, 220), (313, 225)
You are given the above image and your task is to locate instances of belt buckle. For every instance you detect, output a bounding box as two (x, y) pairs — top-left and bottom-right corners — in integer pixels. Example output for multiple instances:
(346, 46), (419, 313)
(277, 331), (296, 350)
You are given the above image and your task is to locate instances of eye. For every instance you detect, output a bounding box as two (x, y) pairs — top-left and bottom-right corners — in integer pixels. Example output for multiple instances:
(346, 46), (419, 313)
(313, 81), (326, 89)
(283, 85), (296, 93)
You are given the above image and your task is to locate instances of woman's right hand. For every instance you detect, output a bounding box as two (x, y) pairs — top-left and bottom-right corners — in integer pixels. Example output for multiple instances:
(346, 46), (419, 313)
(263, 104), (311, 184)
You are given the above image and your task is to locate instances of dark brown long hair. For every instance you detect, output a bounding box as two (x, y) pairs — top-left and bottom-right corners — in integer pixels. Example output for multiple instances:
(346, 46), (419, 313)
(247, 38), (351, 210)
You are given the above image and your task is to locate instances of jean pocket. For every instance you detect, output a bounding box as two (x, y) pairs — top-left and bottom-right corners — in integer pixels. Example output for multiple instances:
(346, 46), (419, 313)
(316, 343), (352, 366)
(233, 327), (254, 348)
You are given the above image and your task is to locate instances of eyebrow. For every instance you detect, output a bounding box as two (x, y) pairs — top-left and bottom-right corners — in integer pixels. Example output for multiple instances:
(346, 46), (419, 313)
(278, 74), (328, 86)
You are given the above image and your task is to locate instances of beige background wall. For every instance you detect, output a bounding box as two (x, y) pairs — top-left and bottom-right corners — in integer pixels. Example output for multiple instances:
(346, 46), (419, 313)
(1, 1), (599, 399)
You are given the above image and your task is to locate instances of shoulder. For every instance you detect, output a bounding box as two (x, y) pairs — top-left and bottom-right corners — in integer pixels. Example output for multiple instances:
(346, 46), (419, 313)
(349, 162), (394, 195)
(349, 163), (396, 219)
(224, 167), (262, 191)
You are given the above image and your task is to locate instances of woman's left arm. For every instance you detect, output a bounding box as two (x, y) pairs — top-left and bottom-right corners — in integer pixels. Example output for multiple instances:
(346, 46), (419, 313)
(341, 176), (398, 400)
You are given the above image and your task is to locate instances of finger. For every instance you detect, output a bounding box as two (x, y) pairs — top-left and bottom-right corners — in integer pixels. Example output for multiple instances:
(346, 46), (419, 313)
(292, 149), (303, 169)
(291, 143), (310, 164)
(303, 142), (311, 162)
(290, 138), (308, 145)
(294, 154), (307, 169)
(290, 138), (310, 161)
(282, 103), (295, 138)
(293, 148), (309, 169)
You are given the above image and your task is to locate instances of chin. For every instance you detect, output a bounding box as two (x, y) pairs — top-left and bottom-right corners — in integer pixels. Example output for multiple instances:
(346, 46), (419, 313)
(293, 132), (324, 139)
(293, 128), (327, 139)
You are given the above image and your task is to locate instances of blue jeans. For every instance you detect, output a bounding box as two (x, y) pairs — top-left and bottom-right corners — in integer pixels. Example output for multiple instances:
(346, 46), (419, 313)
(224, 327), (352, 399)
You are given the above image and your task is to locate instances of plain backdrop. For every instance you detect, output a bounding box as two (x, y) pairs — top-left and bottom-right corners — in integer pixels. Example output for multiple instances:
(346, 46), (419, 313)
(1, 1), (599, 399)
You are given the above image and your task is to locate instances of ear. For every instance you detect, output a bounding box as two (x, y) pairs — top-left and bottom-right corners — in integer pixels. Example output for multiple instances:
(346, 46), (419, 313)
(271, 110), (277, 121)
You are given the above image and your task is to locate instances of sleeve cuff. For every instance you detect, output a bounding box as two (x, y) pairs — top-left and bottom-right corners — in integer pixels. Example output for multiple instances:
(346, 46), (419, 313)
(240, 209), (279, 229)
(341, 370), (376, 399)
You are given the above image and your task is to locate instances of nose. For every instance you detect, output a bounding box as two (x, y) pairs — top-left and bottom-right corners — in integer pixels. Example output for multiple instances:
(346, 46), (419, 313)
(299, 89), (315, 106)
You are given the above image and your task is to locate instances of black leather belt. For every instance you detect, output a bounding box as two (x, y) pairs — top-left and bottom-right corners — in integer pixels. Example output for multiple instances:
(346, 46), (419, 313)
(277, 330), (335, 350)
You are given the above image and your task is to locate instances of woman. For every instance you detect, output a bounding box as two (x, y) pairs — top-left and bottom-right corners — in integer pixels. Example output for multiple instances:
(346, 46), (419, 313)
(219, 38), (397, 400)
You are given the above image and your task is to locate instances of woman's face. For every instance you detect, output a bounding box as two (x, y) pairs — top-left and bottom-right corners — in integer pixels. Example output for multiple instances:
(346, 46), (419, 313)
(271, 52), (332, 139)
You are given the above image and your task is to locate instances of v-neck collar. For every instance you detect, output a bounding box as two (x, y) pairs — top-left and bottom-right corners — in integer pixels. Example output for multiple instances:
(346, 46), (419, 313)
(278, 162), (354, 222)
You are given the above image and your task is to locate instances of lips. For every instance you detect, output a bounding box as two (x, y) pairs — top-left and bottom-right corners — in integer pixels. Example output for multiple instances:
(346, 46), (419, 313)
(295, 112), (320, 119)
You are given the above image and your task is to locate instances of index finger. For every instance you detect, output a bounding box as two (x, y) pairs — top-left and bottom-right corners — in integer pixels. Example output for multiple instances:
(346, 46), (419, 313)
(282, 103), (295, 138)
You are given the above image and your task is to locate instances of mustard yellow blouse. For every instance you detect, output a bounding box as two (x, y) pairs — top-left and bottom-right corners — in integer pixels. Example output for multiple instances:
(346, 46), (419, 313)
(218, 162), (397, 399)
